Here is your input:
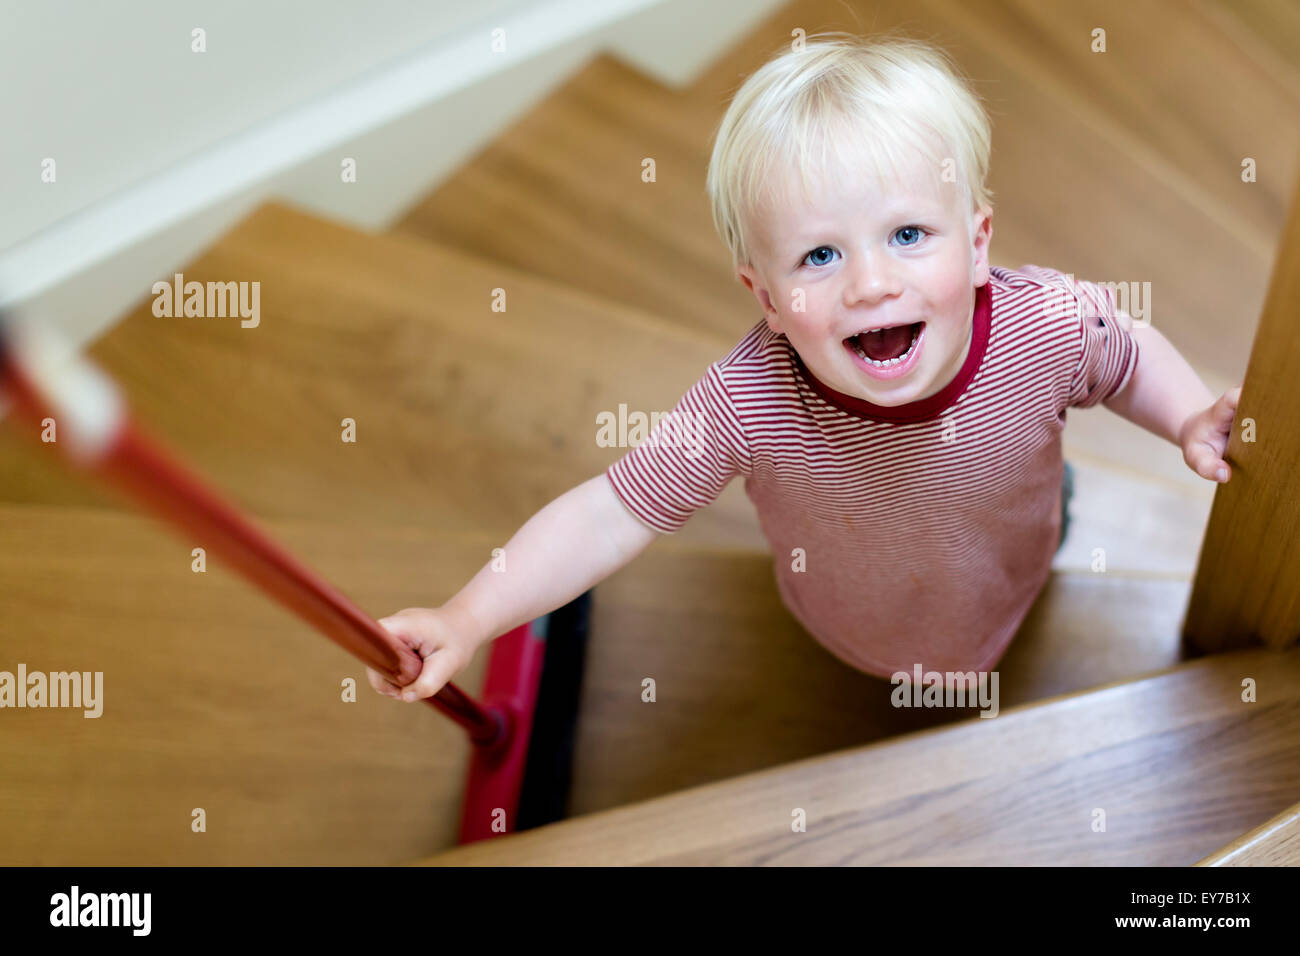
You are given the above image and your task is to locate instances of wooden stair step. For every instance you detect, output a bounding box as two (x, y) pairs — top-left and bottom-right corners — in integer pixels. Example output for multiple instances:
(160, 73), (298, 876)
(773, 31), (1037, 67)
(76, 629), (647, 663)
(563, 542), (1194, 817)
(1053, 455), (1214, 577)
(412, 645), (1300, 865)
(0, 201), (765, 554)
(391, 54), (755, 342)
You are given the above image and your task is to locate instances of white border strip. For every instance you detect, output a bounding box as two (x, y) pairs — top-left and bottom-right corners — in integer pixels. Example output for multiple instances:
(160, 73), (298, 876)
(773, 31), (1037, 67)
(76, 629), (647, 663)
(0, 0), (659, 309)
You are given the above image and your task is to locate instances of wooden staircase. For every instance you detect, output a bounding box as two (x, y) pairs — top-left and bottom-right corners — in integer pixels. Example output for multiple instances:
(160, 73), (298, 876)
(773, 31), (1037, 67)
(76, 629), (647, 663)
(2, 0), (1297, 865)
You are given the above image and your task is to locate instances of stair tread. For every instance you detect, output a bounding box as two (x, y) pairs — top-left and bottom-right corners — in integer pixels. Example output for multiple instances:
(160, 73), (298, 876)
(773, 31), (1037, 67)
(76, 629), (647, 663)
(412, 645), (1300, 865)
(392, 54), (753, 342)
(1052, 454), (1215, 577)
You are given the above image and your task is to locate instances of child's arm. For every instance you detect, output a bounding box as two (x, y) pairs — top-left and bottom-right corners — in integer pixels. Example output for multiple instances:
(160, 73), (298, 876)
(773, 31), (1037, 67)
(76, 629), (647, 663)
(1101, 321), (1241, 484)
(367, 473), (658, 701)
(447, 472), (658, 642)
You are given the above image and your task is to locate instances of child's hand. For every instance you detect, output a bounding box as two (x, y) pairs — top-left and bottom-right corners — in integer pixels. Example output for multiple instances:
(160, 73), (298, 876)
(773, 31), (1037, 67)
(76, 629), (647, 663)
(1179, 385), (1242, 484)
(366, 606), (480, 702)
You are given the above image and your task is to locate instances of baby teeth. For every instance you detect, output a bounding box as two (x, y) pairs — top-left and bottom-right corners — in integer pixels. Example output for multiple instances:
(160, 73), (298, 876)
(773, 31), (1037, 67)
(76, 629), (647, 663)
(853, 327), (920, 367)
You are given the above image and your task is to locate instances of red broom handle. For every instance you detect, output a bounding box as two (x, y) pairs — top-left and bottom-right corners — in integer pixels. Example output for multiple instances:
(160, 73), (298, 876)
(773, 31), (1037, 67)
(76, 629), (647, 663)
(0, 333), (507, 748)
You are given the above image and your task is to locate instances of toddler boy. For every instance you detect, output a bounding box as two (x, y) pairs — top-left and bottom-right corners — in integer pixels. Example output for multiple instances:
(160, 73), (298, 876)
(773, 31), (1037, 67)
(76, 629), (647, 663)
(370, 33), (1240, 700)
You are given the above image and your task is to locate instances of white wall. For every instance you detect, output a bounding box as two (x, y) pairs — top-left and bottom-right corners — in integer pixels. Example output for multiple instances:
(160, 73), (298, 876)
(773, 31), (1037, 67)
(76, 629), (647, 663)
(2, 0), (533, 252)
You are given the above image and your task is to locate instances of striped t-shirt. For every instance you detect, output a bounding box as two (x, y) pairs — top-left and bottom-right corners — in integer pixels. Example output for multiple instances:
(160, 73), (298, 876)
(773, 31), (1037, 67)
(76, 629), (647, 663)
(604, 264), (1140, 679)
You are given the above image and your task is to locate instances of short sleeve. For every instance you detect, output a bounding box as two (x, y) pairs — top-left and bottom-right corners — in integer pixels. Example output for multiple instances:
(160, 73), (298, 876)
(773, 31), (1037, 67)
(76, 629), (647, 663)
(604, 364), (750, 534)
(1066, 278), (1141, 409)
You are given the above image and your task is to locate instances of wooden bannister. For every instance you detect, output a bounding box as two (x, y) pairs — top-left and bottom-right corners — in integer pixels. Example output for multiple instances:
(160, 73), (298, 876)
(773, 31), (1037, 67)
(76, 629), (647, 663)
(1183, 166), (1300, 654)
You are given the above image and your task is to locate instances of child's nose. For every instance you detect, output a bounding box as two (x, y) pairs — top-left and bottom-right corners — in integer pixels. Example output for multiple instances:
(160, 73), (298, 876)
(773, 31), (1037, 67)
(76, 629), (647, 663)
(843, 251), (902, 306)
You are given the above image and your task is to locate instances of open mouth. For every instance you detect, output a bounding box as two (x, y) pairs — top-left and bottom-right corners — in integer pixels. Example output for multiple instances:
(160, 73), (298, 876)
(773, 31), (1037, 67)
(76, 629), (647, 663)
(844, 321), (924, 368)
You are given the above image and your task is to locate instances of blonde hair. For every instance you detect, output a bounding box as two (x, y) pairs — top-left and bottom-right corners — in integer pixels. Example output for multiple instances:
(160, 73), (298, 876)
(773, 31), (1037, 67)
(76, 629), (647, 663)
(706, 31), (994, 270)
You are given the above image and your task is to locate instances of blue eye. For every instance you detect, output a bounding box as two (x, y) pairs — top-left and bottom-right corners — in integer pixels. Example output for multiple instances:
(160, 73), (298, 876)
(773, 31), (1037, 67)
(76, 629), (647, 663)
(895, 226), (926, 246)
(802, 246), (838, 267)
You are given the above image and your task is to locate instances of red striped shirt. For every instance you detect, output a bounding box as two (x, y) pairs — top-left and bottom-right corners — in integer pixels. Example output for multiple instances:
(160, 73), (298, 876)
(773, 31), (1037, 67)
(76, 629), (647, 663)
(606, 264), (1140, 678)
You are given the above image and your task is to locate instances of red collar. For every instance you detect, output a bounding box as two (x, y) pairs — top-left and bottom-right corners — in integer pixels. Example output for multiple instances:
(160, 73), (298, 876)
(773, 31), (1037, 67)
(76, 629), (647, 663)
(790, 280), (992, 424)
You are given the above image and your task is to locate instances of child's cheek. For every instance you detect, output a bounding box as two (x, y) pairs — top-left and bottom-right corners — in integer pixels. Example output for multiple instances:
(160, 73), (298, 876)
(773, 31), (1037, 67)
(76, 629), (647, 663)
(784, 283), (824, 323)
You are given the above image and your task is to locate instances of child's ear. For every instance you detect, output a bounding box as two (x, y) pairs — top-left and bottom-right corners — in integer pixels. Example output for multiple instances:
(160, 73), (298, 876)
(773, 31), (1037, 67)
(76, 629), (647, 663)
(971, 206), (994, 287)
(736, 264), (782, 333)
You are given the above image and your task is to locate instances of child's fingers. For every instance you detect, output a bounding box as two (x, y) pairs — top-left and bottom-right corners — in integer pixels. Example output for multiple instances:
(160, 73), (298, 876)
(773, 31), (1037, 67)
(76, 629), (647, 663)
(365, 666), (403, 698)
(378, 614), (434, 656)
(371, 609), (469, 701)
(1215, 390), (1240, 426)
(1192, 387), (1243, 483)
(1188, 443), (1231, 483)
(398, 649), (463, 702)
(1207, 386), (1243, 436)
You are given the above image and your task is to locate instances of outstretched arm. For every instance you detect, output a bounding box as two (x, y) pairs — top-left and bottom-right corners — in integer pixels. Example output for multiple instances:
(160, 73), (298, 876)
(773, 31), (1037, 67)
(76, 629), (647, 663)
(1101, 320), (1240, 483)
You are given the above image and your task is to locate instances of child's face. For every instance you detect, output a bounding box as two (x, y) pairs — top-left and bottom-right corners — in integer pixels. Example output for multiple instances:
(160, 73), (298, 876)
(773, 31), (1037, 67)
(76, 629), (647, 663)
(736, 151), (992, 406)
